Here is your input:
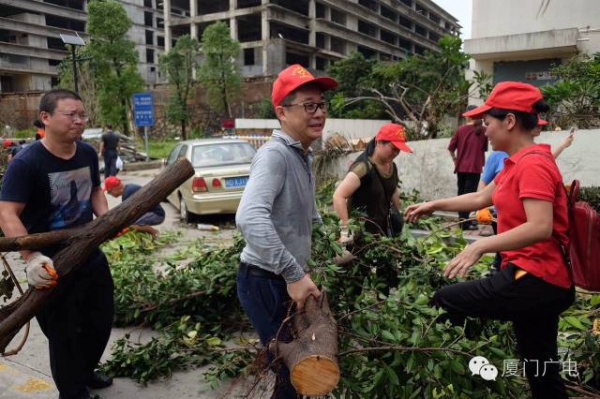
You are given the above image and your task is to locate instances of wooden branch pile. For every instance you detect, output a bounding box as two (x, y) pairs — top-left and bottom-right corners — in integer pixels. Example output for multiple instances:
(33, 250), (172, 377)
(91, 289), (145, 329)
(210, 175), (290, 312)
(0, 158), (194, 355)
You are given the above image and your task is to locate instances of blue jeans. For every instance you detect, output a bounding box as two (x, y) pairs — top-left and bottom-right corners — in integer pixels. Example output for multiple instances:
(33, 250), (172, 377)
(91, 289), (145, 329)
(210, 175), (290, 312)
(135, 212), (165, 226)
(236, 264), (299, 399)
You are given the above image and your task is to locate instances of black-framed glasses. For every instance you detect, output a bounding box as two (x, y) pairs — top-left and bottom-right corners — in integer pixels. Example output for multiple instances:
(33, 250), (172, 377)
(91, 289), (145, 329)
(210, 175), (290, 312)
(282, 101), (327, 114)
(57, 112), (89, 123)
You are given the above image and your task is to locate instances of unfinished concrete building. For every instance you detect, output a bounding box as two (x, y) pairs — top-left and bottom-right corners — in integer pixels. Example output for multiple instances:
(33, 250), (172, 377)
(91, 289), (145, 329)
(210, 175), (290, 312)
(0, 0), (459, 94)
(164, 0), (461, 75)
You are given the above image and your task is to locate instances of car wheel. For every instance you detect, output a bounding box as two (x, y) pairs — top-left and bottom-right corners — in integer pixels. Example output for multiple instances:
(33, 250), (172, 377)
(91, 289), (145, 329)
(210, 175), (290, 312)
(179, 195), (194, 223)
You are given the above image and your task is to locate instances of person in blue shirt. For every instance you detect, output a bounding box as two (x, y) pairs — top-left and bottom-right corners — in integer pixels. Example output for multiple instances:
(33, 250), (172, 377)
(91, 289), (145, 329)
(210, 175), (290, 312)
(104, 176), (165, 237)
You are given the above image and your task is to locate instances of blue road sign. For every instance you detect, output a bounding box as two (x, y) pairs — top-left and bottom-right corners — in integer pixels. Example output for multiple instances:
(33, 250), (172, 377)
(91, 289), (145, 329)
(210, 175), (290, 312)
(133, 92), (155, 127)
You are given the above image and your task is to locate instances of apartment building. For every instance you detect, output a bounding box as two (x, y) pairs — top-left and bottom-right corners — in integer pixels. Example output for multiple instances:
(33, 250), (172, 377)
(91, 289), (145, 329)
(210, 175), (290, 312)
(465, 0), (600, 102)
(163, 0), (460, 76)
(0, 0), (460, 93)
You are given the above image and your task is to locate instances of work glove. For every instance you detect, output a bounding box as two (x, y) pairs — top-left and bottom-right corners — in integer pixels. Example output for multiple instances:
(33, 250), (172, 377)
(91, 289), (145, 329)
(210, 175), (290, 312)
(339, 225), (354, 247)
(476, 208), (494, 225)
(25, 251), (58, 289)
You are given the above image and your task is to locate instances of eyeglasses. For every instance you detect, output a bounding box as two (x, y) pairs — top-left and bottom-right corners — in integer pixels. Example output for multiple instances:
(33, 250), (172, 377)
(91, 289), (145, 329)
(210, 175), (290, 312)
(57, 112), (89, 123)
(282, 101), (327, 114)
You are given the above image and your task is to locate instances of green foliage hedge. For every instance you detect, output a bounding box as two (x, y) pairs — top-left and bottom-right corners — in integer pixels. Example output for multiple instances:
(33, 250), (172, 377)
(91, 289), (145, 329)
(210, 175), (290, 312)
(99, 194), (600, 397)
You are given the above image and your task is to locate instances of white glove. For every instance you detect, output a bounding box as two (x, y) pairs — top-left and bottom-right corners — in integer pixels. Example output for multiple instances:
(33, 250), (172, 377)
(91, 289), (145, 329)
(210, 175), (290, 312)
(339, 226), (354, 246)
(25, 252), (58, 289)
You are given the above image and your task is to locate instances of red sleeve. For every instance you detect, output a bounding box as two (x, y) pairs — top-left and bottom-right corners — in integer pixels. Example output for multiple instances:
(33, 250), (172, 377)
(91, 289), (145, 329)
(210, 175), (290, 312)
(516, 155), (557, 202)
(448, 130), (459, 151)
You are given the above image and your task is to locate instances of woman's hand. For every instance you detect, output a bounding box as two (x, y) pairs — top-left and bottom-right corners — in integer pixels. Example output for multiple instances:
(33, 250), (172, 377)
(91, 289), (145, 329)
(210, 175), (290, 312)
(443, 242), (485, 279)
(404, 201), (435, 222)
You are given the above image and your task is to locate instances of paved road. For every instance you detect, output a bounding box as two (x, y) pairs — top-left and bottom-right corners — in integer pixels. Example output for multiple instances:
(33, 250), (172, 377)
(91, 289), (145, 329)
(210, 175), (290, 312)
(0, 168), (252, 399)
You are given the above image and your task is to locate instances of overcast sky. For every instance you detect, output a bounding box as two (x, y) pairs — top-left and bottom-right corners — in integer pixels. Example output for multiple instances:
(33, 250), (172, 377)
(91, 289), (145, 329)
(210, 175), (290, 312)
(432, 0), (473, 39)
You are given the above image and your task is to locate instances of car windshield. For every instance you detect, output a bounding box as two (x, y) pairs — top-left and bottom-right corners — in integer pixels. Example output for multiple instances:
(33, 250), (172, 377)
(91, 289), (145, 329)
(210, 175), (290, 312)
(191, 142), (256, 167)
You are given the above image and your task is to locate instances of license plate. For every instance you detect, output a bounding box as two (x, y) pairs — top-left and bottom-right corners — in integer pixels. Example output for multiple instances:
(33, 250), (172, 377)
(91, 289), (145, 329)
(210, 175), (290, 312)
(225, 176), (249, 188)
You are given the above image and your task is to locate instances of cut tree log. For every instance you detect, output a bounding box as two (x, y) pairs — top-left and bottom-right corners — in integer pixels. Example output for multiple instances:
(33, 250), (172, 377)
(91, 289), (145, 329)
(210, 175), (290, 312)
(272, 292), (340, 397)
(0, 158), (194, 355)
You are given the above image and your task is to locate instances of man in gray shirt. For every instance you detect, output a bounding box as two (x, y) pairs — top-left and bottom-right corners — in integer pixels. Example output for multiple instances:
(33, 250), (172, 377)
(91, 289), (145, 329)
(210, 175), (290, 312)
(236, 64), (337, 398)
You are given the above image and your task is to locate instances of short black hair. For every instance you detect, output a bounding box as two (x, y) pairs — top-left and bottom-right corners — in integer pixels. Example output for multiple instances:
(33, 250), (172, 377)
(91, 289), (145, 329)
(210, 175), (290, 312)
(39, 89), (82, 114)
(33, 119), (44, 129)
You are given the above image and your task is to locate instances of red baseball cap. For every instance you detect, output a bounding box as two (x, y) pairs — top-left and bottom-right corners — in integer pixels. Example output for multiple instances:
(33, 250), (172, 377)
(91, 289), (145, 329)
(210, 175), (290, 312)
(538, 118), (549, 126)
(103, 176), (121, 191)
(375, 123), (413, 153)
(463, 81), (544, 119)
(271, 64), (338, 108)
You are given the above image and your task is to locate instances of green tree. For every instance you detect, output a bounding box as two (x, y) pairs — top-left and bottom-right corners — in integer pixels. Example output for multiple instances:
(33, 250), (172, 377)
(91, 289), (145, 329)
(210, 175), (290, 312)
(57, 46), (101, 127)
(541, 53), (600, 128)
(327, 52), (386, 119)
(198, 21), (242, 119)
(159, 35), (201, 140)
(340, 36), (470, 138)
(86, 0), (144, 135)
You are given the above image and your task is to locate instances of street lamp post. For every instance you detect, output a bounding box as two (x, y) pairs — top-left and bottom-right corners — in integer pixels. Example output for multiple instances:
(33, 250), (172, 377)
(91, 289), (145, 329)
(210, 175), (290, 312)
(60, 33), (86, 94)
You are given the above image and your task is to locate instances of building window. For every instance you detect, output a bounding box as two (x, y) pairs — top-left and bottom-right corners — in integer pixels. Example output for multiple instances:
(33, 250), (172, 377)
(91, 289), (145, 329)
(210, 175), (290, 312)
(243, 48), (255, 65)
(399, 15), (412, 30)
(144, 0), (152, 7)
(331, 8), (346, 26)
(358, 20), (377, 38)
(146, 49), (155, 64)
(381, 5), (396, 22)
(316, 2), (325, 18)
(316, 57), (327, 71)
(429, 13), (440, 24)
(380, 29), (396, 45)
(330, 36), (345, 54)
(400, 0), (412, 7)
(144, 12), (153, 27)
(358, 0), (377, 12)
(157, 18), (164, 28)
(157, 36), (165, 47)
(316, 32), (325, 49)
(415, 24), (427, 37)
(146, 30), (154, 45)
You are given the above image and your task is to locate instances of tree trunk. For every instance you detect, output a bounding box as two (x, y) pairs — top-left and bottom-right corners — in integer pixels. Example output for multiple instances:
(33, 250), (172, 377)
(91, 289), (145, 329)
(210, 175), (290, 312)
(271, 292), (340, 396)
(0, 158), (194, 354)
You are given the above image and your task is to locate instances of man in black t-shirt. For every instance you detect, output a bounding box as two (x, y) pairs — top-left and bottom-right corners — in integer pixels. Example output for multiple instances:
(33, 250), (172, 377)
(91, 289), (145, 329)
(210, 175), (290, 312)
(0, 89), (114, 399)
(99, 123), (120, 178)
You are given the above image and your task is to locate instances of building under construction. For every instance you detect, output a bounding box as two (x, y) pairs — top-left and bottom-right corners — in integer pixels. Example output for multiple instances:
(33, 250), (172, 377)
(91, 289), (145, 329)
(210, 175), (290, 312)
(0, 0), (460, 93)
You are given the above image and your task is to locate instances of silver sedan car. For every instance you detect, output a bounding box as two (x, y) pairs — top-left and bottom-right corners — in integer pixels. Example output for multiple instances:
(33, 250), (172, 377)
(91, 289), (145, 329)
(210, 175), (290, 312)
(165, 139), (257, 221)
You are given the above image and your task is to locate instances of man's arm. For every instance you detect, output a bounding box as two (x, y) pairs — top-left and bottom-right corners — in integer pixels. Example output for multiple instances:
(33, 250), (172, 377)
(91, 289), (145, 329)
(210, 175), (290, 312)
(91, 186), (109, 217)
(0, 201), (31, 259)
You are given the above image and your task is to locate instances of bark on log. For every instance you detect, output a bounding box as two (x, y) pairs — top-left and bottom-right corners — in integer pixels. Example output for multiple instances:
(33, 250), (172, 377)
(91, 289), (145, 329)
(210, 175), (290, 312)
(0, 158), (194, 354)
(272, 292), (340, 396)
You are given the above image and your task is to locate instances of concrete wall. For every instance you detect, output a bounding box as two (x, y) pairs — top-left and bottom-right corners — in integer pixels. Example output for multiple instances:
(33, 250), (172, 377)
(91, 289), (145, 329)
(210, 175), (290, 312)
(472, 0), (600, 54)
(235, 118), (390, 140)
(332, 129), (600, 201)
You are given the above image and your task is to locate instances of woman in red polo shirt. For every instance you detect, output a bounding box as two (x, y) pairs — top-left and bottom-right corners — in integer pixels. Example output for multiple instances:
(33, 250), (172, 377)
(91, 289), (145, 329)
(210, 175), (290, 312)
(405, 81), (574, 399)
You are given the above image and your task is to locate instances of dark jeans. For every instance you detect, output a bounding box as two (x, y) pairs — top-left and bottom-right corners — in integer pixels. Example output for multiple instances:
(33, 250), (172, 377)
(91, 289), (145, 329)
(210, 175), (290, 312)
(433, 264), (575, 399)
(236, 263), (299, 399)
(37, 249), (114, 399)
(103, 149), (118, 178)
(456, 172), (481, 228)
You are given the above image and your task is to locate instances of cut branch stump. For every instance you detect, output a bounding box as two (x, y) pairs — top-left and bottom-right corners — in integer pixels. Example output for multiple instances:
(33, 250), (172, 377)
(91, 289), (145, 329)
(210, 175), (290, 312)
(272, 292), (340, 397)
(0, 158), (194, 354)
